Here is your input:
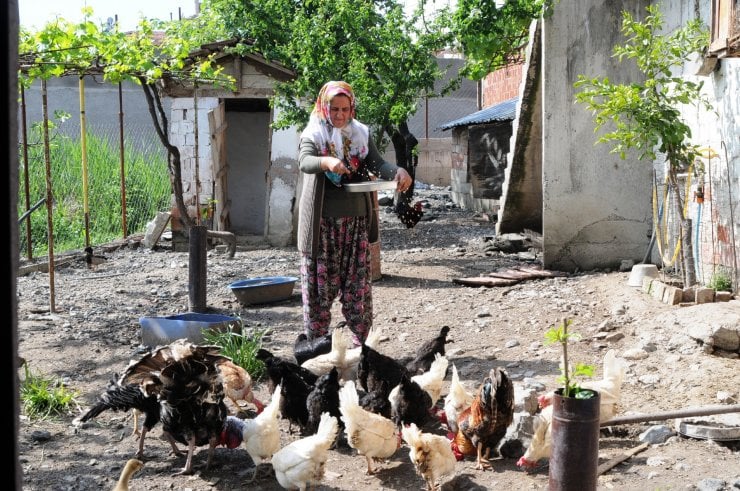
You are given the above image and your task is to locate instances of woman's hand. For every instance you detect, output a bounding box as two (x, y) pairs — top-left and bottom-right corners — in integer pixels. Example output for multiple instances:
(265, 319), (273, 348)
(322, 156), (350, 175)
(395, 167), (413, 192)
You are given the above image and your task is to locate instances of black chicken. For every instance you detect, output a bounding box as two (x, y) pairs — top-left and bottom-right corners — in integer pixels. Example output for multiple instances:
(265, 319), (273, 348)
(405, 325), (452, 375)
(357, 343), (409, 398)
(120, 339), (242, 475)
(358, 380), (392, 419)
(293, 331), (333, 365)
(389, 372), (433, 429)
(305, 366), (342, 436)
(256, 348), (317, 434)
(395, 200), (424, 229)
(78, 375), (165, 458)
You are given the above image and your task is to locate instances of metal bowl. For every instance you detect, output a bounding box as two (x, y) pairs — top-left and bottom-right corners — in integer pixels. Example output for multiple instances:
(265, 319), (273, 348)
(228, 276), (298, 306)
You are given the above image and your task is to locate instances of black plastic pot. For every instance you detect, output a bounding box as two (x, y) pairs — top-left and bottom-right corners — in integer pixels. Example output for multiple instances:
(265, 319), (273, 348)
(548, 388), (601, 491)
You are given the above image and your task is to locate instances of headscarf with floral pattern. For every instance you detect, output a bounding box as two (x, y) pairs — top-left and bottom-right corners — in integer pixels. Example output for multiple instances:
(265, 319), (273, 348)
(301, 81), (370, 185)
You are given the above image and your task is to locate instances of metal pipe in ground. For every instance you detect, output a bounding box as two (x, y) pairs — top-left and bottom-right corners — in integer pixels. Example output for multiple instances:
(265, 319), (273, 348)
(549, 390), (601, 491)
(189, 225), (208, 312)
(601, 404), (740, 427)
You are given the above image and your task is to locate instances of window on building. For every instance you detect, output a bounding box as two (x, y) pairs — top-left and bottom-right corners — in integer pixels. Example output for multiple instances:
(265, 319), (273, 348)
(710, 0), (740, 57)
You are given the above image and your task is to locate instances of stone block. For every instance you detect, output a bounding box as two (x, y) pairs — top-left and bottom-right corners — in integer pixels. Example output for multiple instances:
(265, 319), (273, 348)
(142, 211), (171, 249)
(651, 281), (666, 302)
(662, 285), (683, 305)
(695, 287), (715, 304)
(715, 291), (734, 302)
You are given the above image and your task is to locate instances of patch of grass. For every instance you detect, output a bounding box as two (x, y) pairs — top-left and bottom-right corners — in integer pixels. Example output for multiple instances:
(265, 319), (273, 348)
(20, 364), (80, 420)
(707, 270), (733, 292)
(203, 324), (267, 381)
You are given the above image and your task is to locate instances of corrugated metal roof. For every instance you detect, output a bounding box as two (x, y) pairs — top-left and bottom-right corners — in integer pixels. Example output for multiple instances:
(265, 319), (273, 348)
(438, 96), (519, 130)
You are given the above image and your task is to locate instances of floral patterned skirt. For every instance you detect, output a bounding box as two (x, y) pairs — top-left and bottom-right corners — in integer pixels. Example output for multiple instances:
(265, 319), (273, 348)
(300, 216), (373, 345)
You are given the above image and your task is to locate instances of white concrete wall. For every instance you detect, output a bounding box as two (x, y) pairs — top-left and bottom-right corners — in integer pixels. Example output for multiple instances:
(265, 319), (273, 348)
(542, 0), (654, 271)
(169, 96), (221, 218)
(656, 1), (740, 288)
(267, 105), (301, 246)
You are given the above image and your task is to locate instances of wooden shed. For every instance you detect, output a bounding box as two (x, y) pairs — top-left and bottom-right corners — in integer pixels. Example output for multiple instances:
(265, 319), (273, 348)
(160, 39), (299, 249)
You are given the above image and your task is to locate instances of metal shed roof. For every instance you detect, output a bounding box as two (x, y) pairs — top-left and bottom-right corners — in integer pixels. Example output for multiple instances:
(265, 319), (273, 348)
(438, 96), (519, 130)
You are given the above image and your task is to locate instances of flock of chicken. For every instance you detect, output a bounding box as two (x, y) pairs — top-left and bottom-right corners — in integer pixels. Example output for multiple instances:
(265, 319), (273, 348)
(78, 325), (626, 490)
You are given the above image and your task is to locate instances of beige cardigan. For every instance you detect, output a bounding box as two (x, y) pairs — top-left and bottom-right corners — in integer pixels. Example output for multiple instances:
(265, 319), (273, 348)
(297, 137), (400, 258)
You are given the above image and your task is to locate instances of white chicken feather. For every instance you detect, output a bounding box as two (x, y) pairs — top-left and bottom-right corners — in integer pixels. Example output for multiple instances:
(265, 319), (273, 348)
(301, 326), (349, 377)
(410, 352), (448, 406)
(338, 380), (399, 474)
(241, 384), (283, 482)
(517, 349), (626, 470)
(271, 412), (338, 490)
(442, 363), (474, 434)
(401, 422), (457, 491)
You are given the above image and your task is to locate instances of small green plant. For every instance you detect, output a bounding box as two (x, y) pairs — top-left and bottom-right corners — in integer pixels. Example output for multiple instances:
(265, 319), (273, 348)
(203, 323), (267, 381)
(20, 364), (80, 419)
(544, 318), (596, 398)
(707, 270), (732, 292)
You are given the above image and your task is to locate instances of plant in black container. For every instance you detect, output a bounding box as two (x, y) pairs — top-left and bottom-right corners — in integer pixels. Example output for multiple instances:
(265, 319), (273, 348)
(544, 318), (600, 491)
(544, 318), (596, 399)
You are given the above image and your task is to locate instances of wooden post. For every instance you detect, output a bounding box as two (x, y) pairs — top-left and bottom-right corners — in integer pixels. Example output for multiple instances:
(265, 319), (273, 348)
(189, 225), (208, 312)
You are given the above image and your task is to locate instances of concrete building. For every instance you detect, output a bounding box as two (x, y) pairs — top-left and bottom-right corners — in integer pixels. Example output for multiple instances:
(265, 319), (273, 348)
(439, 0), (739, 281)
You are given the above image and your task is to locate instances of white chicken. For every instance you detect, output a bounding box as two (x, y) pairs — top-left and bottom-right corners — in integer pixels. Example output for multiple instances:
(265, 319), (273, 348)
(339, 324), (383, 382)
(411, 352), (449, 407)
(442, 363), (474, 434)
(517, 349), (626, 470)
(271, 411), (339, 490)
(338, 380), (400, 475)
(240, 384), (283, 482)
(301, 326), (350, 378)
(401, 422), (457, 491)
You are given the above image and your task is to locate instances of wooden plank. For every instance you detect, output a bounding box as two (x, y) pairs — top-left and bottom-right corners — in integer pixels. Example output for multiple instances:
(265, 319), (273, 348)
(597, 442), (649, 475)
(452, 277), (519, 287)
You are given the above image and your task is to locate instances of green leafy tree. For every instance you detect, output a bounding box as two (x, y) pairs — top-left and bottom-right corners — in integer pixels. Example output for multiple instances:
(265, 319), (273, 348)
(573, 4), (711, 286)
(178, 0), (452, 209)
(446, 0), (553, 80)
(18, 10), (235, 231)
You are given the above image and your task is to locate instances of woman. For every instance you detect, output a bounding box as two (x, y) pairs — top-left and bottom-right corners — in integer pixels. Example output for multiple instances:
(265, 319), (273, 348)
(297, 81), (412, 345)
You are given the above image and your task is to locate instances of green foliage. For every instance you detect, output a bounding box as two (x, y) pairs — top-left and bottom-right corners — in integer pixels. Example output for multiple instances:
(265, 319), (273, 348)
(18, 12), (234, 90)
(573, 3), (711, 170)
(445, 0), (552, 80)
(20, 364), (80, 420)
(707, 270), (732, 292)
(18, 121), (170, 256)
(544, 318), (595, 398)
(203, 324), (267, 381)
(187, 0), (449, 145)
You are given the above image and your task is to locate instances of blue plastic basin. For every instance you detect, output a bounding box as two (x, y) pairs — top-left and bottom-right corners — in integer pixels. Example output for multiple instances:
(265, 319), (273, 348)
(228, 276), (298, 306)
(139, 312), (241, 347)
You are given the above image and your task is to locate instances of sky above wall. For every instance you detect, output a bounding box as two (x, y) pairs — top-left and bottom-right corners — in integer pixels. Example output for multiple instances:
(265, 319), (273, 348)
(18, 0), (450, 32)
(19, 0), (199, 32)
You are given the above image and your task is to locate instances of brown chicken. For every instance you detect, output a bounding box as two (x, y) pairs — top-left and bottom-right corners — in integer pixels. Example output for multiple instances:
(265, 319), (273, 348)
(451, 367), (514, 470)
(218, 360), (265, 415)
(113, 458), (144, 491)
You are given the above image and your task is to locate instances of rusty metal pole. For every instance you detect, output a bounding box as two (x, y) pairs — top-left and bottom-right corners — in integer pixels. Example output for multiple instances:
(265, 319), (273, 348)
(188, 225), (208, 313)
(549, 390), (600, 491)
(20, 85), (33, 259)
(118, 82), (128, 238)
(41, 79), (56, 313)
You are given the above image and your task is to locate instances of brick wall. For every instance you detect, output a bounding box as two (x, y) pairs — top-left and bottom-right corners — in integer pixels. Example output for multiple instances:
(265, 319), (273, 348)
(481, 63), (523, 108)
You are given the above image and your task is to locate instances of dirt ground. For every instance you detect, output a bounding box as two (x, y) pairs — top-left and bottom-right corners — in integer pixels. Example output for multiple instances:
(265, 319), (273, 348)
(16, 187), (740, 491)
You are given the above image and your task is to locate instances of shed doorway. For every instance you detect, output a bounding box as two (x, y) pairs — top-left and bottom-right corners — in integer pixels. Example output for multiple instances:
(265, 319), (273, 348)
(225, 98), (271, 235)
